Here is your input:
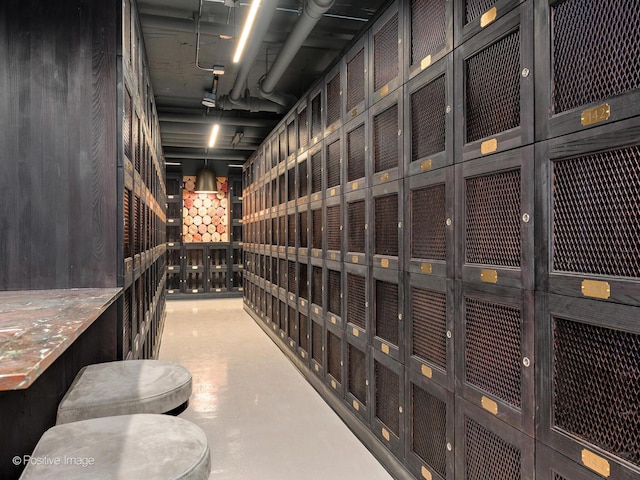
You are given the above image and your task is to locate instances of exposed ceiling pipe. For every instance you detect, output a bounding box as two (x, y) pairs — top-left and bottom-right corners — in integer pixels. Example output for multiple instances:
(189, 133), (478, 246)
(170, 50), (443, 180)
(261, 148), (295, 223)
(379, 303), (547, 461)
(217, 92), (286, 114)
(259, 0), (335, 102)
(164, 151), (249, 160)
(159, 114), (276, 128)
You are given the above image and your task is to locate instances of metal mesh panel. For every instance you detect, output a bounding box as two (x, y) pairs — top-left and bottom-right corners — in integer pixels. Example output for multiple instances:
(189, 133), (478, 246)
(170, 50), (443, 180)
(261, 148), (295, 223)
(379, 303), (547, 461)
(374, 13), (399, 91)
(279, 174), (286, 206)
(312, 208), (323, 249)
(134, 116), (140, 173)
(374, 104), (399, 173)
(312, 92), (322, 139)
(124, 89), (132, 159)
(288, 169), (296, 202)
(279, 130), (287, 163)
(327, 139), (341, 189)
(465, 0), (496, 25)
(411, 75), (446, 161)
(348, 200), (366, 253)
(327, 330), (342, 383)
(375, 194), (399, 256)
(375, 280), (399, 346)
(124, 190), (131, 258)
(552, 0), (640, 114)
(279, 215), (286, 246)
(411, 184), (446, 260)
(299, 159), (308, 198)
(271, 257), (278, 284)
(299, 313), (309, 352)
(375, 360), (400, 435)
(412, 383), (447, 477)
(288, 121), (296, 156)
(327, 205), (342, 251)
(465, 31), (521, 143)
(288, 305), (297, 341)
(265, 182), (271, 209)
(553, 317), (640, 466)
(299, 106), (309, 150)
(347, 47), (365, 111)
(312, 321), (323, 363)
(279, 300), (286, 330)
(465, 417), (522, 480)
(552, 146), (640, 278)
(327, 72), (341, 127)
(327, 269), (342, 317)
(271, 295), (278, 323)
(272, 178), (278, 206)
(312, 265), (323, 307)
(133, 195), (140, 254)
(412, 287), (447, 370)
(553, 474), (569, 480)
(279, 258), (287, 289)
(465, 169), (521, 266)
(299, 262), (308, 300)
(465, 297), (522, 408)
(411, 0), (447, 66)
(299, 211), (308, 248)
(271, 218), (277, 246)
(348, 343), (367, 404)
(311, 150), (322, 193)
(123, 288), (131, 352)
(288, 260), (296, 294)
(288, 214), (296, 248)
(347, 273), (367, 330)
(347, 124), (366, 182)
(271, 138), (278, 168)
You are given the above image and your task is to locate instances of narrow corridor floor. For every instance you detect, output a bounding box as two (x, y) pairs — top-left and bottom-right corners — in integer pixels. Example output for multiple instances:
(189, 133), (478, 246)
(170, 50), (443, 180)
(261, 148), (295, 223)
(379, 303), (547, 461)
(160, 298), (394, 480)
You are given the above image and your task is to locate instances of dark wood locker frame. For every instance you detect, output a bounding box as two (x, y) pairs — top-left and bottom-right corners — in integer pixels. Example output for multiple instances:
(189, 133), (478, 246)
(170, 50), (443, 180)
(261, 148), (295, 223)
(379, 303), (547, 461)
(277, 248), (288, 302)
(324, 61), (344, 137)
(456, 146), (534, 290)
(286, 111), (297, 161)
(343, 34), (369, 122)
(296, 151), (310, 207)
(345, 335), (371, 425)
(310, 256), (325, 322)
(285, 156), (297, 211)
(308, 141), (325, 204)
(344, 114), (369, 193)
(454, 1), (534, 163)
(372, 266), (405, 364)
(324, 128), (344, 197)
(456, 282), (535, 435)
(325, 194), (343, 263)
(298, 257), (311, 312)
(345, 263), (370, 344)
(297, 97), (311, 156)
(535, 441), (622, 480)
(344, 188), (369, 266)
(371, 180), (403, 271)
(286, 204), (297, 257)
(453, 0), (525, 48)
(165, 243), (182, 295)
(325, 258), (344, 329)
(287, 251), (298, 305)
(310, 198), (324, 260)
(309, 83), (325, 148)
(369, 87), (405, 186)
(310, 314), (326, 379)
(286, 294), (299, 352)
(184, 244), (206, 294)
(326, 321), (346, 398)
(297, 202), (310, 258)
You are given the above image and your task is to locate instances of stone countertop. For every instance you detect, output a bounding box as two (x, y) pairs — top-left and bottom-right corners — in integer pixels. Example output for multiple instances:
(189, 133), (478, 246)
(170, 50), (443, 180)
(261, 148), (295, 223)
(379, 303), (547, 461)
(0, 288), (122, 391)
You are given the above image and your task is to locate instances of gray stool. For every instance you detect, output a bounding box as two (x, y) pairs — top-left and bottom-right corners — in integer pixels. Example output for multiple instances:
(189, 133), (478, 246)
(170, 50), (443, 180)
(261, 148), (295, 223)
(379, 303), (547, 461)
(57, 360), (192, 424)
(19, 414), (210, 480)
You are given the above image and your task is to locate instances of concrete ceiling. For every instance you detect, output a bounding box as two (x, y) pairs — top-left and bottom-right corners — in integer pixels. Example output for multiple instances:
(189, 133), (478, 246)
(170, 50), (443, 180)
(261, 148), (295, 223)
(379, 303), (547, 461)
(138, 0), (390, 175)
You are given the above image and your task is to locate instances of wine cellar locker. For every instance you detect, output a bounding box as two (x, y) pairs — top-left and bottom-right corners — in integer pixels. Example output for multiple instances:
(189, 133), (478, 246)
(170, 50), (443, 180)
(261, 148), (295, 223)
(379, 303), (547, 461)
(241, 0), (640, 479)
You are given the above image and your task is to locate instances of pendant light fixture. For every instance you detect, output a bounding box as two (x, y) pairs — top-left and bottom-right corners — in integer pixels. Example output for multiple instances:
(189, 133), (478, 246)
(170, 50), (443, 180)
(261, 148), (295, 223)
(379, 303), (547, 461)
(195, 165), (218, 193)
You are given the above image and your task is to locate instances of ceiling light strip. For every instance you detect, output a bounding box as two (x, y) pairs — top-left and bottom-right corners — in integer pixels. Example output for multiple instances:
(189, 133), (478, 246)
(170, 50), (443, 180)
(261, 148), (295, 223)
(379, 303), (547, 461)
(208, 124), (220, 147)
(233, 0), (262, 63)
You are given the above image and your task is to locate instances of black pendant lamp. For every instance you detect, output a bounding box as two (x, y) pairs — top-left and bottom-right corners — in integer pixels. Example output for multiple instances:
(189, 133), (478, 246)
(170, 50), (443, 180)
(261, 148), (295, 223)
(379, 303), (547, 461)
(195, 166), (218, 193)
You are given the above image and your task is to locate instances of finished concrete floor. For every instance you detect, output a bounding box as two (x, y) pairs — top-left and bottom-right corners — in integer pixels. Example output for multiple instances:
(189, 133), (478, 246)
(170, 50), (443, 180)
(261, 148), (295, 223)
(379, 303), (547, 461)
(160, 298), (393, 480)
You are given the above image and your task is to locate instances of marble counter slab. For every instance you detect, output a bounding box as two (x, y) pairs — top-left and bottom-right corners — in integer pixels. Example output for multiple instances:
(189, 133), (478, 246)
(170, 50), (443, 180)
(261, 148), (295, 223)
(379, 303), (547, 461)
(0, 288), (122, 391)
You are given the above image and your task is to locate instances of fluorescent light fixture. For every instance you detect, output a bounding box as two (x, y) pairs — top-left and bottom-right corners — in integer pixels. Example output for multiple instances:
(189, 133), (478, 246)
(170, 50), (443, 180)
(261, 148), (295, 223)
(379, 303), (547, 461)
(165, 161), (181, 166)
(208, 124), (220, 148)
(228, 164), (244, 168)
(233, 0), (261, 63)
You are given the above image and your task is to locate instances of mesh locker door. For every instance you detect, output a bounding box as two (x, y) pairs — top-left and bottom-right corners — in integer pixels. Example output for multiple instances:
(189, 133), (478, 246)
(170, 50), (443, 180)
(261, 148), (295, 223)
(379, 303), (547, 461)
(271, 138), (278, 168)
(272, 178), (278, 206)
(279, 300), (287, 330)
(288, 305), (297, 341)
(348, 343), (367, 405)
(311, 92), (322, 139)
(287, 121), (296, 156)
(299, 313), (309, 353)
(375, 360), (400, 435)
(123, 288), (132, 352)
(465, 297), (522, 409)
(265, 182), (271, 209)
(552, 146), (640, 278)
(412, 383), (447, 478)
(465, 169), (521, 267)
(279, 130), (287, 163)
(133, 195), (140, 254)
(299, 262), (308, 300)
(279, 215), (286, 246)
(347, 273), (367, 330)
(465, 416), (522, 479)
(373, 13), (399, 91)
(279, 174), (286, 206)
(288, 260), (296, 294)
(266, 289), (273, 321)
(347, 47), (365, 111)
(464, 0), (498, 26)
(311, 150), (322, 194)
(124, 189), (131, 258)
(375, 194), (399, 256)
(288, 169), (296, 202)
(288, 214), (296, 248)
(347, 200), (366, 253)
(465, 30), (521, 143)
(312, 208), (323, 250)
(279, 259), (287, 290)
(271, 218), (277, 246)
(312, 321), (323, 364)
(299, 211), (308, 248)
(326, 72), (341, 127)
(375, 280), (399, 346)
(327, 269), (341, 317)
(347, 124), (366, 182)
(327, 330), (342, 383)
(124, 88), (132, 159)
(327, 138), (341, 189)
(326, 205), (342, 251)
(551, 0), (640, 114)
(411, 184), (446, 261)
(299, 106), (309, 150)
(374, 104), (399, 173)
(272, 295), (278, 324)
(411, 75), (446, 162)
(312, 266), (323, 308)
(411, 287), (447, 370)
(411, 0), (447, 67)
(298, 159), (308, 198)
(552, 318), (640, 467)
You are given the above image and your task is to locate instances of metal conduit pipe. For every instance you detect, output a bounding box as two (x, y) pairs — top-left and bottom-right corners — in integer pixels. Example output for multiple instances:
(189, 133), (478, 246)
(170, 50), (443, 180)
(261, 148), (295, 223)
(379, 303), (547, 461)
(259, 0), (335, 99)
(159, 114), (274, 128)
(217, 93), (286, 114)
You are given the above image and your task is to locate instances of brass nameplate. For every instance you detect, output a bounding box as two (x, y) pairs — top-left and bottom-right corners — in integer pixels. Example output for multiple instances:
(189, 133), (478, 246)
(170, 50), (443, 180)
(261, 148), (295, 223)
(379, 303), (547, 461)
(421, 466), (433, 480)
(381, 343), (390, 354)
(313, 193), (319, 201)
(331, 316), (337, 324)
(381, 259), (390, 268)
(421, 263), (433, 275)
(420, 56), (432, 71)
(352, 108), (358, 118)
(582, 450), (610, 477)
(314, 251), (319, 257)
(421, 159), (433, 172)
(192, 289), (199, 294)
(314, 364), (320, 372)
(290, 340), (294, 348)
(329, 125), (336, 133)
(481, 396), (499, 415)
(581, 280), (611, 299)
(352, 255), (359, 264)
(380, 172), (390, 182)
(481, 269), (498, 283)
(301, 300), (306, 306)
(331, 380), (337, 389)
(481, 138), (498, 155)
(330, 188), (336, 196)
(421, 364), (433, 378)
(480, 7), (497, 28)
(380, 85), (389, 97)
(314, 307), (319, 314)
(192, 266), (198, 270)
(301, 351), (306, 358)
(331, 253), (337, 260)
(168, 266), (174, 271)
(382, 428), (390, 441)
(581, 103), (610, 127)
(353, 400), (360, 411)
(352, 181), (359, 190)
(353, 328), (359, 337)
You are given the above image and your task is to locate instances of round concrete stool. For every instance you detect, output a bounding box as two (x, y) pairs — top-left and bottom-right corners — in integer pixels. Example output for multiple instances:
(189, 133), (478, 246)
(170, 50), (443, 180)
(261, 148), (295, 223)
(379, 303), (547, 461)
(19, 414), (210, 480)
(56, 360), (192, 425)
